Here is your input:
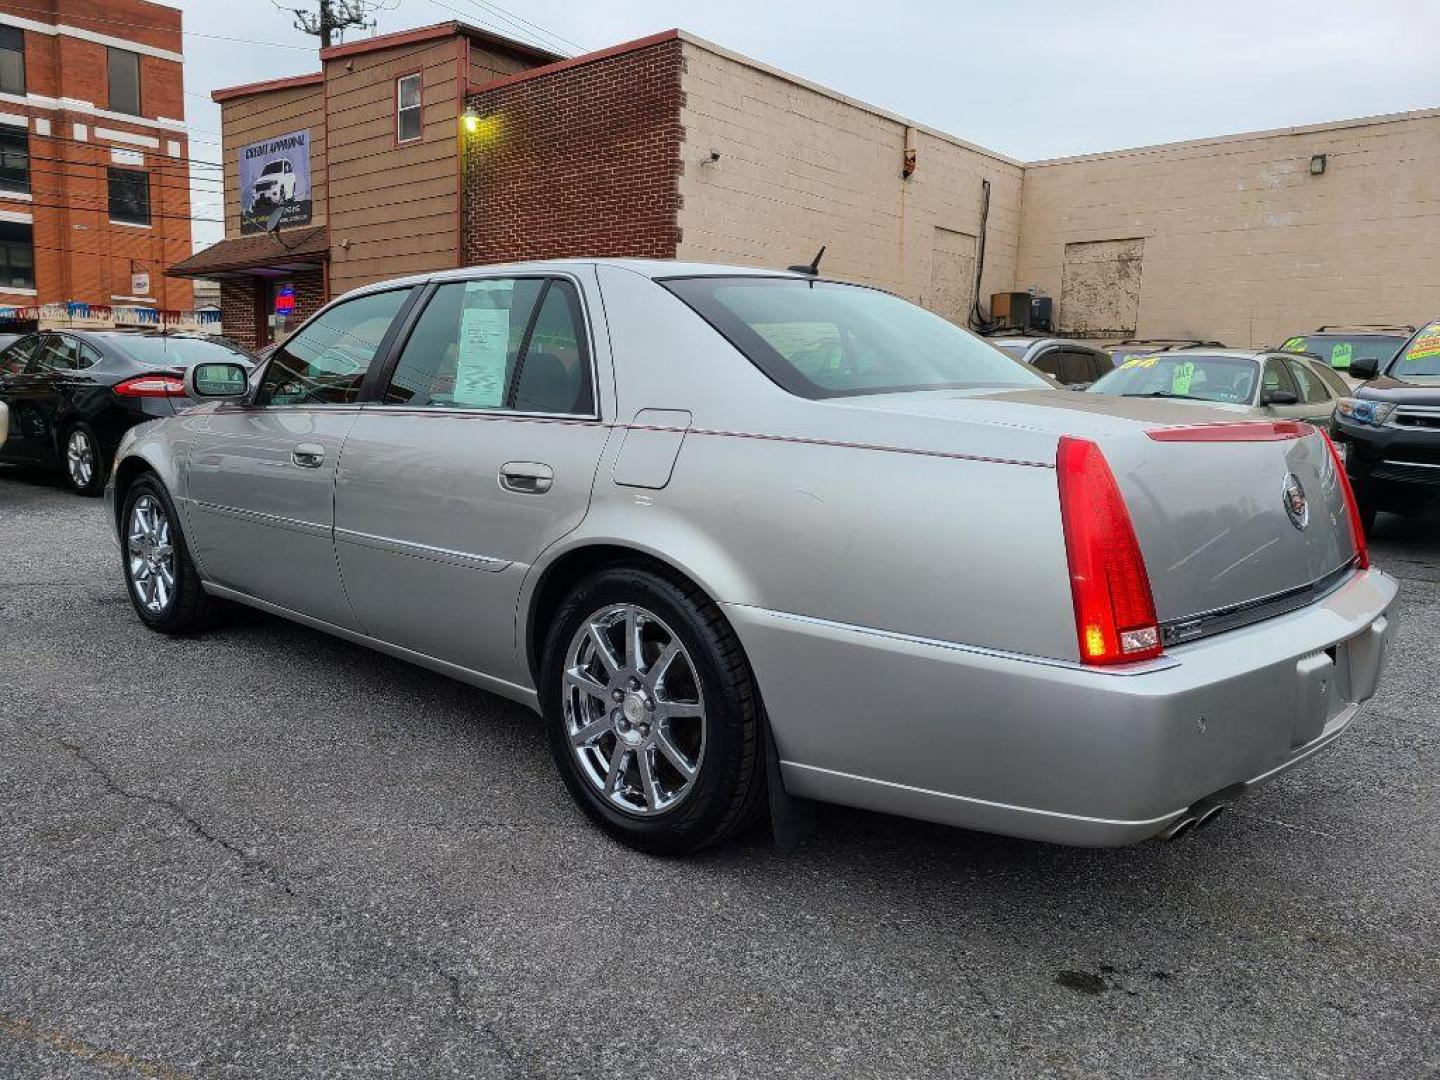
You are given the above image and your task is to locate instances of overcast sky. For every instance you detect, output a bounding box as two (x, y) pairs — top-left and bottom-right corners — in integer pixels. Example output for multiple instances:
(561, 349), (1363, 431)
(176, 0), (1440, 249)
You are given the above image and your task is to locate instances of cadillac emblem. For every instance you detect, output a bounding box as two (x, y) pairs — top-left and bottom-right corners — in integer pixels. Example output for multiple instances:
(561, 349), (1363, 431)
(1283, 473), (1309, 530)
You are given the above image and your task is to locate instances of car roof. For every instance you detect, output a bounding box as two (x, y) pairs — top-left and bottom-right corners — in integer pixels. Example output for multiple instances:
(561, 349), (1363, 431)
(1124, 347), (1303, 362)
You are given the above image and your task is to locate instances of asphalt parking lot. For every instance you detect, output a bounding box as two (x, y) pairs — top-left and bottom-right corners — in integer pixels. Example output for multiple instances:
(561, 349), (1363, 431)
(1, 465), (1437, 1079)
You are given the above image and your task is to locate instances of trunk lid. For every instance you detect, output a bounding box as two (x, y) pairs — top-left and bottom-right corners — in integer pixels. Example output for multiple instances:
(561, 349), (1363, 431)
(822, 387), (1359, 633)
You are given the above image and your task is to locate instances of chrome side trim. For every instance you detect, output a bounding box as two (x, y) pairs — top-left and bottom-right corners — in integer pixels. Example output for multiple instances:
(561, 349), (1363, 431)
(201, 582), (540, 711)
(189, 498), (329, 539)
(333, 526), (511, 572)
(725, 603), (1180, 675)
(779, 762), (1188, 828)
(1385, 458), (1440, 469)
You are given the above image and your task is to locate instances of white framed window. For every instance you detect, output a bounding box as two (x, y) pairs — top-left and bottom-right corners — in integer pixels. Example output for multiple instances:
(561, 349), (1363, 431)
(396, 73), (422, 143)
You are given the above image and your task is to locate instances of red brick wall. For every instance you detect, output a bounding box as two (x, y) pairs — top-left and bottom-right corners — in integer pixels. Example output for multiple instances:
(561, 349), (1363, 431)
(220, 269), (325, 351)
(462, 38), (684, 264)
(0, 0), (192, 310)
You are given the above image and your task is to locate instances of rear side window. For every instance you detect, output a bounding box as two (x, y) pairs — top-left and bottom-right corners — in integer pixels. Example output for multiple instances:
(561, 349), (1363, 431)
(1284, 358), (1330, 403)
(1032, 349), (1062, 378)
(31, 334), (78, 372)
(382, 277), (593, 415)
(257, 288), (410, 406)
(1310, 361), (1350, 398)
(662, 276), (1047, 398)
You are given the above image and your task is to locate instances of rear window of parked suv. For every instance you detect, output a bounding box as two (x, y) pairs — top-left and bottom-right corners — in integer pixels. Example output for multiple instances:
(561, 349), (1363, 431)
(661, 276), (1048, 398)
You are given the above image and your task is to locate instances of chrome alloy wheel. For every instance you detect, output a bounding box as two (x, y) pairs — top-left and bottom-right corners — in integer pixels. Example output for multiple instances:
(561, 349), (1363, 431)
(66, 428), (95, 489)
(563, 603), (706, 816)
(126, 494), (176, 615)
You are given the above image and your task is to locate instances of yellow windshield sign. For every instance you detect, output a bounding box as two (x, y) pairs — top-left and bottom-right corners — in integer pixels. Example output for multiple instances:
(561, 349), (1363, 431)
(1407, 325), (1440, 362)
(1281, 337), (1307, 353)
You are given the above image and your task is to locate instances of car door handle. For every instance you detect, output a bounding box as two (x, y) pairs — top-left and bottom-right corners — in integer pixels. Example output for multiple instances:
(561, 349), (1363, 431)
(499, 461), (553, 494)
(292, 442), (326, 468)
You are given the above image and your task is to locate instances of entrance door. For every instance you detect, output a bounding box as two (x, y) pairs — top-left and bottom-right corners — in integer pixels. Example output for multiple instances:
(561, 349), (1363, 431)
(185, 286), (414, 628)
(334, 272), (609, 684)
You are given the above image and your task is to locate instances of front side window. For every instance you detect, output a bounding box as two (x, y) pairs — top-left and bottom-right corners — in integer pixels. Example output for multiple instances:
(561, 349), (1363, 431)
(1090, 353), (1257, 404)
(108, 168), (150, 225)
(383, 277), (593, 415)
(0, 220), (34, 289)
(0, 122), (29, 193)
(396, 73), (422, 143)
(107, 47), (141, 115)
(1261, 358), (1299, 402)
(0, 26), (24, 96)
(662, 277), (1048, 398)
(257, 288), (411, 406)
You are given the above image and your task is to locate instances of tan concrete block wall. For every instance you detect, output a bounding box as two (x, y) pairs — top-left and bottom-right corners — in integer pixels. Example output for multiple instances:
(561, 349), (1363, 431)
(676, 38), (1023, 320)
(1016, 110), (1440, 347)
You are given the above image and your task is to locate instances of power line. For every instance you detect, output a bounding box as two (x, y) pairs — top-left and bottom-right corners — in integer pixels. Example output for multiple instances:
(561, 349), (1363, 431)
(464, 0), (584, 52)
(427, 0), (577, 56)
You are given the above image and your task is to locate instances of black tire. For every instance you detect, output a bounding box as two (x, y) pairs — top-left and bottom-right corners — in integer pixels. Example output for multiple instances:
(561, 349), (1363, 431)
(540, 564), (768, 855)
(120, 473), (215, 634)
(61, 421), (106, 496)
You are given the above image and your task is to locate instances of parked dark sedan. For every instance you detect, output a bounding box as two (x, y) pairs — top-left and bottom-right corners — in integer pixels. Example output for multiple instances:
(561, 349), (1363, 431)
(1330, 319), (1440, 531)
(0, 331), (255, 495)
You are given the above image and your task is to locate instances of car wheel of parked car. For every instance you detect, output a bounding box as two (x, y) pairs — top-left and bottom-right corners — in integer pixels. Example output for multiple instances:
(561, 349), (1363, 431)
(63, 422), (105, 496)
(121, 475), (214, 634)
(541, 565), (768, 855)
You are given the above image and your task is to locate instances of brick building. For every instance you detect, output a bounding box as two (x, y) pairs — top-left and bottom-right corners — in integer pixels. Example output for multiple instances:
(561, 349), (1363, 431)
(180, 21), (1440, 352)
(0, 0), (195, 332)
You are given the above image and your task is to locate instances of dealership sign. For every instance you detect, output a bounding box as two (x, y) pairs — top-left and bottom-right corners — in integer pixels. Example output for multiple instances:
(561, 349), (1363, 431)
(239, 128), (312, 235)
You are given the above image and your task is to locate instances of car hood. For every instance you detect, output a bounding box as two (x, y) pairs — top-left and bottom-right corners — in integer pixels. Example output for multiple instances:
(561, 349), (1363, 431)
(1355, 375), (1440, 404)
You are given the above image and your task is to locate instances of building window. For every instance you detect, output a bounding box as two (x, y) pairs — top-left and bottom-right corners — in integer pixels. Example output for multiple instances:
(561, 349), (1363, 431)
(0, 26), (24, 96)
(0, 123), (27, 194)
(396, 73), (421, 143)
(108, 47), (141, 116)
(0, 221), (34, 289)
(108, 167), (150, 225)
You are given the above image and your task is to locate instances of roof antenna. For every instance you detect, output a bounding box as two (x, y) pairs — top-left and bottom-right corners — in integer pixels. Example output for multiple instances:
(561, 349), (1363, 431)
(788, 245), (825, 276)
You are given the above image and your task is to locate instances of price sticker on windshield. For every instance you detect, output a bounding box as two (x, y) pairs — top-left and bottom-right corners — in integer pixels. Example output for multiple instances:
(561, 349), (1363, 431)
(1407, 327), (1440, 361)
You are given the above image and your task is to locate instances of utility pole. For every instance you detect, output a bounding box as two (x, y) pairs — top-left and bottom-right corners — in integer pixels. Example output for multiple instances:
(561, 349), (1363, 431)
(278, 0), (389, 48)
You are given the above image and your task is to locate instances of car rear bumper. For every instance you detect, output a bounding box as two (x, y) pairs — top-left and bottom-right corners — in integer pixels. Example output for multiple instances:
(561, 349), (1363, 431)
(727, 567), (1397, 846)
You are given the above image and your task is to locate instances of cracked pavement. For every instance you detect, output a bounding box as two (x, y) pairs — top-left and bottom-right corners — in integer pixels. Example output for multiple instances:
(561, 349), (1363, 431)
(1, 464), (1438, 1078)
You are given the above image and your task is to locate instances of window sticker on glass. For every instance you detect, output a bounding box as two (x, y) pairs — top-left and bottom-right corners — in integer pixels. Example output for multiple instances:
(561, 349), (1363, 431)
(1120, 355), (1158, 369)
(1406, 325), (1440, 362)
(1171, 360), (1196, 395)
(1330, 342), (1352, 369)
(1281, 337), (1306, 353)
(454, 279), (514, 407)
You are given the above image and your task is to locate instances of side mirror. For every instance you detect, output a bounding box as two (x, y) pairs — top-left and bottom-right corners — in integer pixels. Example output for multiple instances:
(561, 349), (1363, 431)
(1262, 389), (1299, 406)
(187, 361), (250, 401)
(1348, 356), (1380, 381)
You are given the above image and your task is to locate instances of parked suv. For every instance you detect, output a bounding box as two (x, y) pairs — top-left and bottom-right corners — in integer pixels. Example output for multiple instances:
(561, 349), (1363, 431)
(1330, 319), (1440, 531)
(1278, 325), (1413, 382)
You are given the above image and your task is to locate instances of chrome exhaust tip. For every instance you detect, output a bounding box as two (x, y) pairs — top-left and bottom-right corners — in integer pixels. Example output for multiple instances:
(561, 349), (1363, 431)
(1158, 815), (1197, 842)
(1194, 804), (1227, 830)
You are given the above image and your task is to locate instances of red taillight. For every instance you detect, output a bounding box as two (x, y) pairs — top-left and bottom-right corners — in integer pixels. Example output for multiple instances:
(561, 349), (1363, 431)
(115, 373), (186, 397)
(1321, 429), (1369, 570)
(1147, 421), (1313, 442)
(1056, 436), (1162, 665)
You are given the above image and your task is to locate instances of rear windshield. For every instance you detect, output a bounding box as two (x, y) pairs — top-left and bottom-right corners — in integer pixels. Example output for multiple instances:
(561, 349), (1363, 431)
(110, 336), (255, 369)
(660, 277), (1049, 398)
(1280, 333), (1402, 370)
(1089, 352), (1256, 404)
(1392, 323), (1440, 378)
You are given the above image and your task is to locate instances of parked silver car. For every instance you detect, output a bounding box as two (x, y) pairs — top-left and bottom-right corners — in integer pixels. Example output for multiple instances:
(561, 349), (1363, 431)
(105, 261), (1395, 853)
(1088, 347), (1351, 424)
(984, 335), (1114, 387)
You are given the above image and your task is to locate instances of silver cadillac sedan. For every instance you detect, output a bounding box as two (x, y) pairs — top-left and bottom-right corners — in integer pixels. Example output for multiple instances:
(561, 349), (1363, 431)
(105, 260), (1396, 854)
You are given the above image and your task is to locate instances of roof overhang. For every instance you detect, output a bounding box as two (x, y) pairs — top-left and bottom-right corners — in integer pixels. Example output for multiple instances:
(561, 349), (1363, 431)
(212, 71), (323, 104)
(169, 227), (329, 280)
